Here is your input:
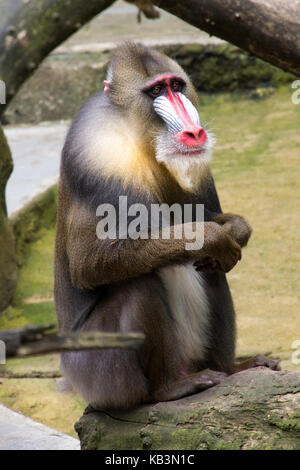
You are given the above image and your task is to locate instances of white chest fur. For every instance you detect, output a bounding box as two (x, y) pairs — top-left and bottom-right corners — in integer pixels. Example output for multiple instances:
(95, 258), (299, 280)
(158, 262), (210, 364)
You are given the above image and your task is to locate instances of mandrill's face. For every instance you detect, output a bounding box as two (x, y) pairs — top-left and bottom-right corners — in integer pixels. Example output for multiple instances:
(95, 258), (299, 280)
(107, 43), (215, 191)
(142, 73), (215, 191)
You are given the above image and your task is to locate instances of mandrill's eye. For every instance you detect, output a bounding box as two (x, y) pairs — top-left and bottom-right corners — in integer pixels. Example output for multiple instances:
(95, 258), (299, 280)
(145, 84), (164, 99)
(151, 85), (162, 97)
(172, 81), (183, 93)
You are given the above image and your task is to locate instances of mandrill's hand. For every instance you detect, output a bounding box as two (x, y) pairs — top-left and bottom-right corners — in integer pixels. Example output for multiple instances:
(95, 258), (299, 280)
(194, 222), (241, 273)
(213, 213), (252, 248)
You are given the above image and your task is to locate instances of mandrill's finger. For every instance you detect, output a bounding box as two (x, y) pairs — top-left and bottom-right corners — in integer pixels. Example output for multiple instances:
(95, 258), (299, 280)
(193, 257), (210, 267)
(195, 258), (221, 272)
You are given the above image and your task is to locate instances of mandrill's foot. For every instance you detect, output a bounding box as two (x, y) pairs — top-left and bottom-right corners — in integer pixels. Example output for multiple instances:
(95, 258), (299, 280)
(153, 369), (227, 402)
(234, 354), (281, 373)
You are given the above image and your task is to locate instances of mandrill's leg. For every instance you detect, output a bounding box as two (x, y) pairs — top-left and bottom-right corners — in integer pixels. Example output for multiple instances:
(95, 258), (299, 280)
(233, 354), (281, 373)
(153, 369), (227, 402)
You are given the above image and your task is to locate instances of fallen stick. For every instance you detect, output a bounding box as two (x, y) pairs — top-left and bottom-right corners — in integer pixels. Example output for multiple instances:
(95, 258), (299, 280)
(16, 331), (145, 357)
(0, 327), (145, 358)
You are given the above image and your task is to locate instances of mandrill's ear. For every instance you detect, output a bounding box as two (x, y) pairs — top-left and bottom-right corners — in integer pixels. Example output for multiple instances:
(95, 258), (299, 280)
(104, 80), (111, 95)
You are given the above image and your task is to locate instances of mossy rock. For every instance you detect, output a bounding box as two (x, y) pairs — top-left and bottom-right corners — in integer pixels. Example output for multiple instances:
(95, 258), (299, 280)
(162, 44), (295, 93)
(3, 51), (110, 125)
(11, 184), (58, 267)
(3, 44), (295, 125)
(75, 369), (300, 450)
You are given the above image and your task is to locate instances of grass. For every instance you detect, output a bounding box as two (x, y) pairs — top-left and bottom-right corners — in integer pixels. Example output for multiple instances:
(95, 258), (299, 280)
(0, 86), (299, 436)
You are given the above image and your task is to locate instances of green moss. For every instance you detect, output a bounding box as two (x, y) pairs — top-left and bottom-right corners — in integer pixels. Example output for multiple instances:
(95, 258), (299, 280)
(12, 185), (57, 267)
(0, 171), (56, 320)
(75, 414), (102, 450)
(162, 44), (295, 93)
(267, 410), (300, 432)
(0, 227), (56, 329)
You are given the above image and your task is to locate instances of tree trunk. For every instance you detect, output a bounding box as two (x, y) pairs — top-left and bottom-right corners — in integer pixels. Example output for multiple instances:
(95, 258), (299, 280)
(152, 0), (300, 77)
(75, 368), (300, 450)
(0, 0), (116, 116)
(0, 126), (16, 312)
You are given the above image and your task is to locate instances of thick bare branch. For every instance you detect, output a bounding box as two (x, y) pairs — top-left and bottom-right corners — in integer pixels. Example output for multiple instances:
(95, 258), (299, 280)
(125, 1), (160, 21)
(153, 0), (300, 77)
(0, 325), (145, 358)
(0, 323), (56, 355)
(0, 0), (116, 116)
(16, 331), (145, 357)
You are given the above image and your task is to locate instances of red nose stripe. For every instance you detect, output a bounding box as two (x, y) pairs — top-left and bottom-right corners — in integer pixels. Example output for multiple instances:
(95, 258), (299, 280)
(166, 88), (207, 147)
(166, 87), (197, 130)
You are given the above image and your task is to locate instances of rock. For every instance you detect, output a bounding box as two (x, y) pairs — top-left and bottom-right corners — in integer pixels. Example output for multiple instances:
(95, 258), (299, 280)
(75, 368), (300, 450)
(3, 52), (110, 125)
(11, 184), (57, 267)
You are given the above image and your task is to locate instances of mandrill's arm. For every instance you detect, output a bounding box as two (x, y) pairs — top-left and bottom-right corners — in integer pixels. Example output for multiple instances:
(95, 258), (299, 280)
(65, 201), (241, 291)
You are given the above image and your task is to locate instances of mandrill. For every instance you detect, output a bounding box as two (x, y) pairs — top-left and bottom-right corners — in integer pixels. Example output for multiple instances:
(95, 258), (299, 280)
(55, 42), (279, 410)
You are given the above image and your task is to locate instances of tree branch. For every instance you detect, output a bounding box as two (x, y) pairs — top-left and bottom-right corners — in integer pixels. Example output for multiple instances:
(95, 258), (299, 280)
(0, 0), (116, 116)
(0, 325), (145, 358)
(153, 0), (300, 77)
(75, 368), (300, 450)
